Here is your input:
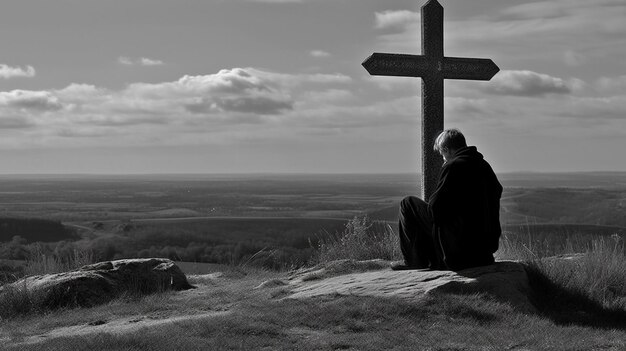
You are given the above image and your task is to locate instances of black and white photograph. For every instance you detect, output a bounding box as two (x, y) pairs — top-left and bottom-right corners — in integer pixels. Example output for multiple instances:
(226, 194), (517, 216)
(0, 0), (625, 349)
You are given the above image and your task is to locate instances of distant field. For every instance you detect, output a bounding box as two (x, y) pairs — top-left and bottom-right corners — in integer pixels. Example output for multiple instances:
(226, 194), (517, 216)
(0, 172), (624, 271)
(0, 172), (624, 222)
(90, 217), (349, 268)
(0, 174), (411, 221)
(121, 217), (349, 250)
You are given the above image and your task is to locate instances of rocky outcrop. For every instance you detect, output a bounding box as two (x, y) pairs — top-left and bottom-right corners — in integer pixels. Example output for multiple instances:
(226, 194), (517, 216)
(1, 258), (194, 309)
(286, 260), (535, 313)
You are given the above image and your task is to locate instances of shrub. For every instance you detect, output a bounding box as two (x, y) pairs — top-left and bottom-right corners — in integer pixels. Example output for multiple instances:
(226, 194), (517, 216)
(316, 216), (401, 263)
(24, 245), (95, 276)
(498, 229), (588, 261)
(0, 262), (22, 284)
(0, 279), (35, 319)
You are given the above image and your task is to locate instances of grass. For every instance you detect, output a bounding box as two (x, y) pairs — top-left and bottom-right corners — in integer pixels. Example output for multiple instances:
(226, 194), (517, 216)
(526, 234), (625, 310)
(24, 245), (95, 277)
(318, 216), (625, 312)
(0, 251), (187, 320)
(315, 216), (626, 330)
(315, 216), (402, 263)
(3, 288), (625, 350)
(496, 226), (625, 310)
(0, 279), (33, 319)
(0, 247), (97, 319)
(0, 266), (278, 345)
(1, 215), (625, 350)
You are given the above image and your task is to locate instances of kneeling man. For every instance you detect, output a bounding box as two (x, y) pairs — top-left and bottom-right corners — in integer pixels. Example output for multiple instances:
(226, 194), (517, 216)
(394, 129), (503, 271)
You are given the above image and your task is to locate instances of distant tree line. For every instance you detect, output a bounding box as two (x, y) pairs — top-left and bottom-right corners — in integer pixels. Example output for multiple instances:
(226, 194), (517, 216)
(0, 218), (344, 274)
(0, 218), (78, 243)
(0, 233), (316, 274)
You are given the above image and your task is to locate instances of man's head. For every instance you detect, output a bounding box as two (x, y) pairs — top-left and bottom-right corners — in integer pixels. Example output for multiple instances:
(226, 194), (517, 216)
(434, 129), (467, 162)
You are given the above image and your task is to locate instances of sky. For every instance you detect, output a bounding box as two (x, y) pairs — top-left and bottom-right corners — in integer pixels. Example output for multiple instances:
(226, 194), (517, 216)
(0, 0), (625, 174)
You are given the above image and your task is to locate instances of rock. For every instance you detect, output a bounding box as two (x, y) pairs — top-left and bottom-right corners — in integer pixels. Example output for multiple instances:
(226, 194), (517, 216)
(287, 260), (536, 313)
(289, 259), (391, 282)
(205, 272), (224, 279)
(254, 279), (288, 290)
(1, 258), (194, 309)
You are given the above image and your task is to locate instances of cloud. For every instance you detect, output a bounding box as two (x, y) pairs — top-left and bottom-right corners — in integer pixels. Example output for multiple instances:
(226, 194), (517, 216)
(184, 95), (292, 116)
(446, 97), (489, 117)
(310, 50), (331, 58)
(375, 10), (420, 30)
(443, 90), (626, 139)
(112, 67), (350, 119)
(596, 75), (626, 94)
(118, 57), (134, 65)
(126, 68), (294, 115)
(215, 96), (292, 115)
(56, 84), (105, 101)
(139, 58), (164, 66)
(483, 70), (580, 97)
(0, 67), (367, 149)
(300, 89), (354, 105)
(118, 56), (164, 66)
(373, 0), (626, 75)
(0, 64), (36, 79)
(247, 0), (302, 2)
(563, 50), (586, 67)
(497, 0), (625, 21)
(550, 95), (626, 122)
(0, 68), (342, 139)
(249, 69), (352, 87)
(497, 2), (569, 21)
(56, 127), (122, 138)
(486, 0), (626, 44)
(0, 116), (34, 129)
(0, 90), (63, 111)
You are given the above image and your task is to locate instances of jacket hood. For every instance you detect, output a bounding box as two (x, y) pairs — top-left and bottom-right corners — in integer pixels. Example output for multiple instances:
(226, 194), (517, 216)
(450, 146), (483, 162)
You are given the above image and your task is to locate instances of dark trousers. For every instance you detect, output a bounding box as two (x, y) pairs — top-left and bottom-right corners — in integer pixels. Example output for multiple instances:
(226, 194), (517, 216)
(398, 196), (442, 269)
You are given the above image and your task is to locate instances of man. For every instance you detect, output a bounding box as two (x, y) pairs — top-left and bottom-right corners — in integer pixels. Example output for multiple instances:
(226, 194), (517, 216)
(393, 129), (503, 271)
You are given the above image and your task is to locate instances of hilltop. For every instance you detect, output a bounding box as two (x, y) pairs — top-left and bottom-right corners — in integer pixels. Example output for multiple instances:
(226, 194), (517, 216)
(0, 173), (625, 349)
(1, 258), (624, 350)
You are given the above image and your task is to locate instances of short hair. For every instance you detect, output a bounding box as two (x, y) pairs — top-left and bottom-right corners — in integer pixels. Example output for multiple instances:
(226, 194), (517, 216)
(433, 129), (467, 154)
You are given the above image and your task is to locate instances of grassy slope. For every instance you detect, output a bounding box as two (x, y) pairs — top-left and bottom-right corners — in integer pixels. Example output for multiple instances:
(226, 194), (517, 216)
(1, 264), (625, 351)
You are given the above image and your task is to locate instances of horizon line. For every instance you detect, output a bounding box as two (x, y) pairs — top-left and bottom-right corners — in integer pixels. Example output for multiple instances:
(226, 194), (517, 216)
(0, 170), (625, 177)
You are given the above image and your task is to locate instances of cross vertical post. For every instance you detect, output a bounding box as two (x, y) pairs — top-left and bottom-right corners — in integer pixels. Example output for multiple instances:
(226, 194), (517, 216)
(421, 0), (444, 202)
(362, 0), (499, 201)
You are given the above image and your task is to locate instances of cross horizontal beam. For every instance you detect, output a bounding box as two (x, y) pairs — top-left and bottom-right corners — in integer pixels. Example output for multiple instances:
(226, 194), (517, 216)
(362, 0), (500, 201)
(362, 53), (499, 81)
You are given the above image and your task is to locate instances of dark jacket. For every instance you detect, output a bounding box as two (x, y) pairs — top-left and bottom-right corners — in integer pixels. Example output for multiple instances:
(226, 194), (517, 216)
(428, 146), (503, 270)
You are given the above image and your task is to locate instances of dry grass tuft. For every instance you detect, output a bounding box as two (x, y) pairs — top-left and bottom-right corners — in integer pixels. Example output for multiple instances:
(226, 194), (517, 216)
(0, 280), (35, 320)
(315, 216), (401, 263)
(24, 246), (95, 277)
(1, 247), (97, 320)
(526, 234), (625, 310)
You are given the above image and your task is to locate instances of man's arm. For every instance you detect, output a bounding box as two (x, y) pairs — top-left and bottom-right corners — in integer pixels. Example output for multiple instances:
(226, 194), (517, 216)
(428, 162), (459, 224)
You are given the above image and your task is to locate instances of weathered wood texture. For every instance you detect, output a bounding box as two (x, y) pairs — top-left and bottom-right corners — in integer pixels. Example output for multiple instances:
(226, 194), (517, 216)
(362, 0), (499, 201)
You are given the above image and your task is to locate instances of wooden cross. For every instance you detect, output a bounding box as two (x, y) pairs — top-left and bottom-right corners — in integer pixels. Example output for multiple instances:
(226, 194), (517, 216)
(362, 0), (499, 201)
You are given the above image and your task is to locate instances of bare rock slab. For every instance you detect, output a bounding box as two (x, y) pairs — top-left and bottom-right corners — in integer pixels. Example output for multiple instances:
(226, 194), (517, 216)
(2, 258), (194, 309)
(287, 260), (535, 313)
